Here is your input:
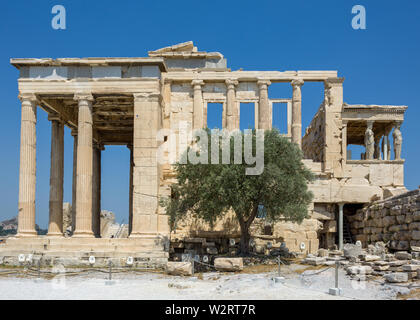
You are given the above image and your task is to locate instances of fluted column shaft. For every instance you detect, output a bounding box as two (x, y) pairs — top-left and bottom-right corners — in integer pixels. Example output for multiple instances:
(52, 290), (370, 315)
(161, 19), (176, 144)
(128, 145), (133, 235)
(192, 80), (204, 130)
(92, 143), (102, 237)
(47, 119), (64, 236)
(17, 94), (38, 237)
(226, 79), (238, 130)
(73, 93), (94, 237)
(257, 80), (271, 130)
(71, 130), (77, 234)
(291, 79), (304, 148)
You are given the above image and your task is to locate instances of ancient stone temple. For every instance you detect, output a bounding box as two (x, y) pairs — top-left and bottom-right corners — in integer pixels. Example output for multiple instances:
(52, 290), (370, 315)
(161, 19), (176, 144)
(0, 42), (408, 266)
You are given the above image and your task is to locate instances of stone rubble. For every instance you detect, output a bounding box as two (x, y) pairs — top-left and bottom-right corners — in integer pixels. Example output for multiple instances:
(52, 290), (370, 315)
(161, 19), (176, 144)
(303, 243), (420, 284)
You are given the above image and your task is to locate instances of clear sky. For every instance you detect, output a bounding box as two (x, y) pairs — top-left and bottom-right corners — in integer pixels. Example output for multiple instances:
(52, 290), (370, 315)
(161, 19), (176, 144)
(0, 0), (419, 227)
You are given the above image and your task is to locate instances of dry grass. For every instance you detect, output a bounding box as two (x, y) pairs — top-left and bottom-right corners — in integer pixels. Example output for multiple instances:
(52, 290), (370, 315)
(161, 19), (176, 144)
(242, 264), (278, 274)
(293, 263), (328, 274)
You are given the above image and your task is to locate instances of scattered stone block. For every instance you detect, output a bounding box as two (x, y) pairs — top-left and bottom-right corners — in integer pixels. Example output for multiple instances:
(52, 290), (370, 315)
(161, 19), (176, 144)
(346, 266), (373, 275)
(329, 250), (343, 256)
(373, 265), (389, 271)
(395, 251), (412, 260)
(167, 261), (193, 276)
(389, 266), (404, 272)
(214, 258), (243, 272)
(402, 264), (420, 272)
(349, 256), (360, 263)
(317, 249), (328, 257)
(343, 244), (362, 258)
(389, 260), (409, 266)
(363, 255), (381, 262)
(206, 247), (218, 255)
(384, 254), (396, 262)
(303, 257), (326, 266)
(384, 272), (408, 283)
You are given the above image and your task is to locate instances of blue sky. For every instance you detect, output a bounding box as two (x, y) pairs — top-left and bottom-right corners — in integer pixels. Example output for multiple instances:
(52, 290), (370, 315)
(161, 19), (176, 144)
(0, 0), (419, 227)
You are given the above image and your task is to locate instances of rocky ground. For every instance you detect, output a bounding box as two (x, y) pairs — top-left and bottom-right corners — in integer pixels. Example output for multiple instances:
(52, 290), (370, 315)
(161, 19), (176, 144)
(302, 242), (420, 285)
(0, 261), (417, 300)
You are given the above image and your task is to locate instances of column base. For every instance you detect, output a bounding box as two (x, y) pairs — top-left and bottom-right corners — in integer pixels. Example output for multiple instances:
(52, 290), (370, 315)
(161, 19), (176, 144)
(15, 230), (37, 237)
(72, 230), (95, 238)
(129, 232), (159, 239)
(46, 232), (64, 238)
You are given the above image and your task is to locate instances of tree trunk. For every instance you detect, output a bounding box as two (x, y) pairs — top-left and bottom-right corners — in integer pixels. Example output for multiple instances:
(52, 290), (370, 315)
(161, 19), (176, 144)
(239, 225), (251, 255)
(238, 204), (259, 255)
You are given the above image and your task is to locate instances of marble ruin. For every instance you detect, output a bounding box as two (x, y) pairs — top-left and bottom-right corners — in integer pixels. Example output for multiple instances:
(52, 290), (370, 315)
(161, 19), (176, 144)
(0, 42), (409, 266)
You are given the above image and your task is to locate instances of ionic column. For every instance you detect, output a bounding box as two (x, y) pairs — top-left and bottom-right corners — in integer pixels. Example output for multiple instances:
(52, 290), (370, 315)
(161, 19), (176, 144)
(128, 144), (133, 235)
(291, 79), (304, 148)
(287, 101), (292, 136)
(73, 93), (94, 237)
(71, 129), (77, 234)
(17, 94), (38, 237)
(47, 117), (64, 237)
(225, 79), (238, 130)
(92, 142), (102, 237)
(257, 79), (271, 130)
(192, 80), (204, 130)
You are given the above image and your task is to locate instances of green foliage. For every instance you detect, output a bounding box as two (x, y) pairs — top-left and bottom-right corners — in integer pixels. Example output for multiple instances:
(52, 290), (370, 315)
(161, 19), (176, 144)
(161, 129), (314, 253)
(0, 226), (17, 236)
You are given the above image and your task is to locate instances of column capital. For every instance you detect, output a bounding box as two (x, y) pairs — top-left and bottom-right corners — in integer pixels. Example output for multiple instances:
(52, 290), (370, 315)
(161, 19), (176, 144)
(191, 79), (204, 89)
(324, 77), (345, 87)
(18, 93), (38, 104)
(48, 113), (65, 123)
(394, 120), (403, 128)
(257, 79), (271, 88)
(133, 92), (160, 102)
(225, 79), (239, 88)
(163, 78), (172, 85)
(92, 141), (102, 150)
(74, 92), (94, 102)
(291, 79), (304, 88)
(71, 129), (78, 137)
(366, 120), (374, 129)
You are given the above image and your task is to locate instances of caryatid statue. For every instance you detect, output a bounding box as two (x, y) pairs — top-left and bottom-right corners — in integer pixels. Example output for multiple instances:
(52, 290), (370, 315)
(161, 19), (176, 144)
(393, 121), (403, 160)
(365, 121), (375, 160)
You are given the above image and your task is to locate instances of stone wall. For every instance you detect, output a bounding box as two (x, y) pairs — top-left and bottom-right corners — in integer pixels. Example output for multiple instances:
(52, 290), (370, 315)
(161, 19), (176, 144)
(348, 189), (420, 250)
(302, 105), (325, 162)
(171, 209), (322, 254)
